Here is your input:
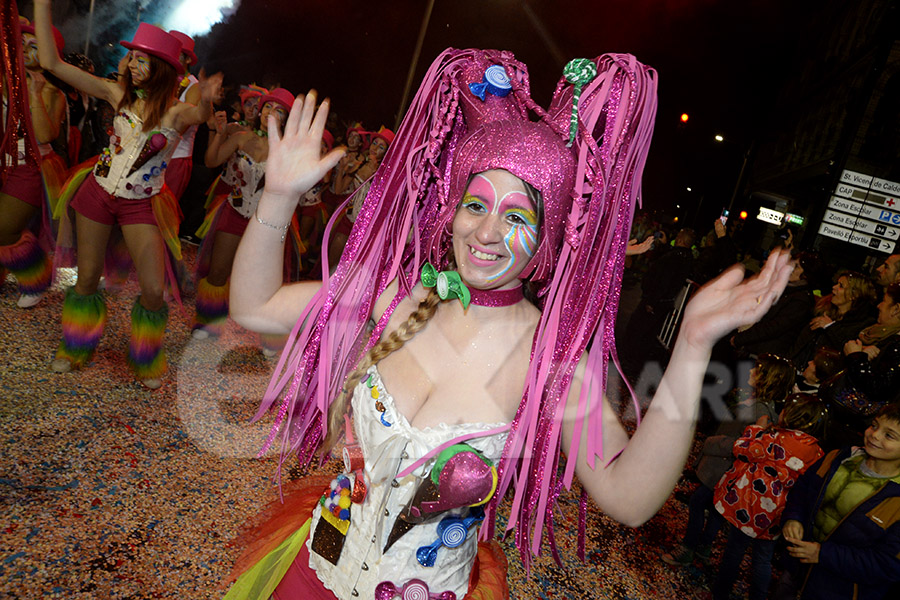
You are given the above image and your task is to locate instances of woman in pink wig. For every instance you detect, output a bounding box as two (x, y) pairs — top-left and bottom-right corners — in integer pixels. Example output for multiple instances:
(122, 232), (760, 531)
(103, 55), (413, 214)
(223, 50), (793, 599)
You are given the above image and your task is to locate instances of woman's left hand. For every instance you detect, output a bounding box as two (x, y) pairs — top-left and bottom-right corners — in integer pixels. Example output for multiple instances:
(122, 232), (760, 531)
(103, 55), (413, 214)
(679, 248), (793, 351)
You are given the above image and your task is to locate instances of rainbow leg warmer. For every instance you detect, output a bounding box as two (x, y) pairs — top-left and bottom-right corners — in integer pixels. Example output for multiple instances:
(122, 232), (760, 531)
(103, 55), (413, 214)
(56, 287), (107, 368)
(0, 230), (52, 295)
(193, 277), (229, 336)
(127, 299), (168, 380)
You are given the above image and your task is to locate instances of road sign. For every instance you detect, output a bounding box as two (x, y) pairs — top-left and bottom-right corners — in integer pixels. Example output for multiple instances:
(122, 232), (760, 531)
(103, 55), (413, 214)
(834, 181), (900, 209)
(818, 222), (896, 254)
(822, 210), (900, 240)
(827, 196), (900, 225)
(840, 170), (900, 203)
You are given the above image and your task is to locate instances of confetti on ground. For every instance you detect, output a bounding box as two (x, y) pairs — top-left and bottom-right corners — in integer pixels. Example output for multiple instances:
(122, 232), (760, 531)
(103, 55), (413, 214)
(0, 247), (754, 599)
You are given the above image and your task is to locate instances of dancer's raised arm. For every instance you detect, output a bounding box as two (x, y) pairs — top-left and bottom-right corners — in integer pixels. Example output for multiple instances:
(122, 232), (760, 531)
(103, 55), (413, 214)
(34, 0), (120, 105)
(563, 249), (794, 527)
(230, 91), (345, 334)
(169, 69), (221, 132)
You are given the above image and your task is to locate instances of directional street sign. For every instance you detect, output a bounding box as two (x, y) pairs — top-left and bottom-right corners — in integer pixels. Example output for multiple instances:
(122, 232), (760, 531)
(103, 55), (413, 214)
(820, 170), (900, 254)
(840, 169), (900, 195)
(827, 196), (900, 225)
(822, 210), (900, 240)
(834, 181), (900, 209)
(818, 222), (896, 254)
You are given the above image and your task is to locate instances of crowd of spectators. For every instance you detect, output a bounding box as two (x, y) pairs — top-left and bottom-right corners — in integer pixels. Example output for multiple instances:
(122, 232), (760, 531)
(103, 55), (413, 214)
(621, 211), (900, 599)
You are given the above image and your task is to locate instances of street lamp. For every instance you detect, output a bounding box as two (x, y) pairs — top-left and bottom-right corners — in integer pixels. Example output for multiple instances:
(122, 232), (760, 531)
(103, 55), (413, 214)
(714, 134), (724, 142)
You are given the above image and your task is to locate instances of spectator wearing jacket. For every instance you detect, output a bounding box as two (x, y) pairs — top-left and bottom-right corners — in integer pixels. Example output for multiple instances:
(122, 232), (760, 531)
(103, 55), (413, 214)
(710, 395), (826, 600)
(776, 403), (900, 600)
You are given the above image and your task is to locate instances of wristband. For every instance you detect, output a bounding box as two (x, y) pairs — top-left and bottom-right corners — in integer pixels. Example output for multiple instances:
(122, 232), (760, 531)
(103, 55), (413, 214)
(254, 210), (289, 244)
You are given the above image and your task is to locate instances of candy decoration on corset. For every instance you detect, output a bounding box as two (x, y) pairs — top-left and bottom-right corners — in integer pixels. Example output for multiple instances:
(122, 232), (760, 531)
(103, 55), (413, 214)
(342, 443), (368, 502)
(95, 147), (112, 177)
(126, 131), (169, 177)
(310, 473), (353, 565)
(384, 445), (496, 551)
(375, 579), (456, 600)
(367, 372), (392, 426)
(413, 444), (498, 516)
(415, 508), (484, 567)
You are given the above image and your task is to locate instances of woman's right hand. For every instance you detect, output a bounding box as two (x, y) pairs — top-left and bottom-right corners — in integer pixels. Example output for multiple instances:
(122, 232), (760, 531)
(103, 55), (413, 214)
(264, 90), (345, 200)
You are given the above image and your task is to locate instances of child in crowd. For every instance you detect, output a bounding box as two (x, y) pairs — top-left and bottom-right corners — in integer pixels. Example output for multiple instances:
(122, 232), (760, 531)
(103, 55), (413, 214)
(662, 353), (794, 567)
(710, 394), (826, 600)
(776, 402), (900, 600)
(795, 347), (844, 394)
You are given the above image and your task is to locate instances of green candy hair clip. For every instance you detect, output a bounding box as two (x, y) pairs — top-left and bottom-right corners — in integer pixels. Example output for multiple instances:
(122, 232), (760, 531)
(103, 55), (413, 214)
(563, 58), (598, 147)
(421, 263), (471, 309)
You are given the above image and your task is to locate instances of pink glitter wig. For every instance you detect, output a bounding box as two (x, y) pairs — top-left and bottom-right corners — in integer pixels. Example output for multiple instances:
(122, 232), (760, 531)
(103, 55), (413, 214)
(256, 48), (657, 567)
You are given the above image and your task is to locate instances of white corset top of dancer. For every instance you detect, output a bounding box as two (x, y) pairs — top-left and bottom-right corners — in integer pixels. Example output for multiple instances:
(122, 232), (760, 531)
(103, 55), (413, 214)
(93, 108), (179, 199)
(307, 365), (509, 600)
(224, 150), (266, 219)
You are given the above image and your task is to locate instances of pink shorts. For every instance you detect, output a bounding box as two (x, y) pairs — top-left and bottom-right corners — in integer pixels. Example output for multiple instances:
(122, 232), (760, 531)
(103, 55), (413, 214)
(69, 173), (157, 226)
(215, 201), (250, 236)
(164, 156), (192, 200)
(1, 164), (43, 208)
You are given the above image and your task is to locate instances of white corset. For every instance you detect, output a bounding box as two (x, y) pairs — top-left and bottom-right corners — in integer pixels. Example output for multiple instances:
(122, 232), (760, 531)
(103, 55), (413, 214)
(93, 108), (179, 199)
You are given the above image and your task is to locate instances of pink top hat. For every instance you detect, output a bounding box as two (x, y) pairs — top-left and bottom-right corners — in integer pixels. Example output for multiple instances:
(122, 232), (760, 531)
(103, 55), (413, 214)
(371, 126), (395, 146)
(120, 23), (184, 73)
(168, 30), (197, 66)
(20, 23), (65, 56)
(259, 88), (295, 112)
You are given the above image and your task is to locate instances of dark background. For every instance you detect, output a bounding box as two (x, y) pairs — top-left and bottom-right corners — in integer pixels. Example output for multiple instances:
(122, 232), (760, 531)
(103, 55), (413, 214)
(20, 0), (817, 220)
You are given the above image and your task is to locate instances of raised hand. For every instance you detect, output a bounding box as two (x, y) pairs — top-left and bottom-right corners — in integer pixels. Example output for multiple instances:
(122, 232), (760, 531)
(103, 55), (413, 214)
(264, 90), (345, 199)
(625, 235), (654, 256)
(197, 69), (224, 104)
(679, 248), (794, 351)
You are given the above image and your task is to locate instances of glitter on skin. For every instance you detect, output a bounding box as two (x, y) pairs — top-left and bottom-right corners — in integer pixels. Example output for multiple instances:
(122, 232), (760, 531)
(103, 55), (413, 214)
(460, 173), (538, 285)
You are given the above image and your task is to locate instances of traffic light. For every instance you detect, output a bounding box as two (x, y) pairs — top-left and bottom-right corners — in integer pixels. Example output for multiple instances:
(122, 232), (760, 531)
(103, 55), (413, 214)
(739, 210), (748, 220)
(680, 113), (689, 123)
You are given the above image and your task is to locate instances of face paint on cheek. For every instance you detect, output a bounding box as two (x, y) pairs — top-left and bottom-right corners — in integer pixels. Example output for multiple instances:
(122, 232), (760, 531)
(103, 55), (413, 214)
(133, 56), (151, 82)
(24, 43), (38, 67)
(486, 222), (538, 283)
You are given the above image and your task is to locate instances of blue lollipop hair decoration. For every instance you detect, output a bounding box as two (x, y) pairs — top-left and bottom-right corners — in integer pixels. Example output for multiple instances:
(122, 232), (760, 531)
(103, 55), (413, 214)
(468, 65), (512, 101)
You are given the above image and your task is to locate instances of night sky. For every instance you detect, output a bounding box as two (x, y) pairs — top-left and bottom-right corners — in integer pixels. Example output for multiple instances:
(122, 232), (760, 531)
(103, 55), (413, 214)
(22, 0), (818, 219)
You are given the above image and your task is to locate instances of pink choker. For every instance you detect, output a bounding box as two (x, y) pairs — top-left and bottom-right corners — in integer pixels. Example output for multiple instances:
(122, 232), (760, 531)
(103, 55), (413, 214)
(468, 285), (524, 307)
